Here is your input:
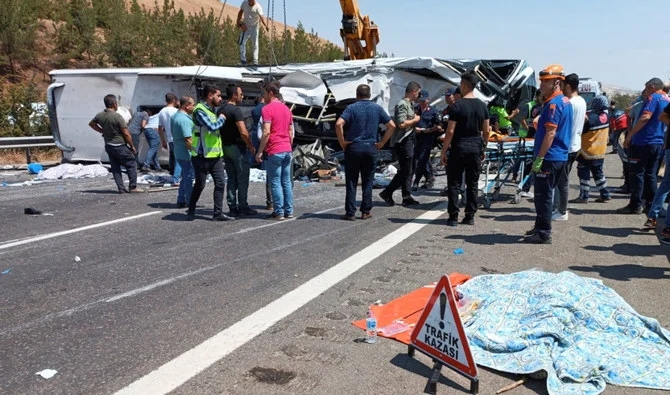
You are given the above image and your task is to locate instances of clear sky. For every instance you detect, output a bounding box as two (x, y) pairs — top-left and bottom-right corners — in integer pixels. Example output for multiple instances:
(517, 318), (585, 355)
(270, 0), (670, 90)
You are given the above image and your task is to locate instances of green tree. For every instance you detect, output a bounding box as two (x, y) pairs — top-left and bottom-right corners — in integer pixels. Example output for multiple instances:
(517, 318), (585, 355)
(0, 0), (39, 76)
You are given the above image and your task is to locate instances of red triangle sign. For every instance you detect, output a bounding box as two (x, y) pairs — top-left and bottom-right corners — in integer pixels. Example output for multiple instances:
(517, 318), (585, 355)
(410, 275), (477, 378)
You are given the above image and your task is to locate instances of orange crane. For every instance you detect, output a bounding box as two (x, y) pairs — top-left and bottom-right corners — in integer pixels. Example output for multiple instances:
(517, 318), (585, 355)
(339, 0), (379, 60)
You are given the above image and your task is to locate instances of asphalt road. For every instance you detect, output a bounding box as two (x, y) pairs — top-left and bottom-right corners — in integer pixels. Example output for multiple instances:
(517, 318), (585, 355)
(1, 153), (669, 395)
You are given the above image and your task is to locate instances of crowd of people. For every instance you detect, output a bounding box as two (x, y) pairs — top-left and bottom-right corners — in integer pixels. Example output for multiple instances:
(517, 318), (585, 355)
(88, 81), (295, 222)
(88, 64), (670, 244)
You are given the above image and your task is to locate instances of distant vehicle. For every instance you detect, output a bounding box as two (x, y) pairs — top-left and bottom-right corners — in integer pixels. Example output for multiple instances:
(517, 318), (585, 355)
(578, 77), (603, 109)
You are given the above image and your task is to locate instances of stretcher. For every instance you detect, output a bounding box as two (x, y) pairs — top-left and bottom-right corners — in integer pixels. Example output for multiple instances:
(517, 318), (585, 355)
(480, 137), (534, 208)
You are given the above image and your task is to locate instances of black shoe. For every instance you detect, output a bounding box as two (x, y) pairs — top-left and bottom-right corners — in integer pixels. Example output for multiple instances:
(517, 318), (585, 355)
(213, 213), (235, 221)
(186, 211), (195, 221)
(446, 216), (458, 227)
(117, 188), (129, 194)
(616, 205), (643, 214)
(229, 208), (240, 217)
(461, 215), (474, 225)
(524, 226), (536, 236)
(594, 196), (611, 203)
(239, 208), (258, 216)
(340, 214), (355, 221)
(411, 184), (419, 192)
(402, 197), (420, 206)
(379, 190), (395, 206)
(524, 233), (552, 244)
(177, 202), (187, 209)
(660, 237), (670, 245)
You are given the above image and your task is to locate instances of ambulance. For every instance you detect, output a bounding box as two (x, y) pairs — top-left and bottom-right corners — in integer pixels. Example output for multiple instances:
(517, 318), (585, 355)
(578, 77), (603, 110)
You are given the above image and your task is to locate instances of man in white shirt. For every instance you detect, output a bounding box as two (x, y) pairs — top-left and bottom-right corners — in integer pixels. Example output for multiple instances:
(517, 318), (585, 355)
(237, 0), (269, 65)
(158, 93), (180, 183)
(553, 73), (586, 221)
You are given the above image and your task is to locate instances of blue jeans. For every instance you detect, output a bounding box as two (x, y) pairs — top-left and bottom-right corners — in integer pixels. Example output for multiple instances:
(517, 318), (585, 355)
(131, 133), (142, 163)
(628, 144), (663, 209)
(266, 152), (293, 216)
(143, 128), (161, 169)
(344, 142), (377, 216)
(576, 157), (610, 200)
(649, 149), (670, 221)
(534, 160), (566, 240)
(176, 158), (194, 205)
(169, 142), (182, 183)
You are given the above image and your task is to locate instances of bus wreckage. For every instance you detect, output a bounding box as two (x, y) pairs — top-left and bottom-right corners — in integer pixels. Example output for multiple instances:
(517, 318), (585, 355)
(47, 57), (536, 173)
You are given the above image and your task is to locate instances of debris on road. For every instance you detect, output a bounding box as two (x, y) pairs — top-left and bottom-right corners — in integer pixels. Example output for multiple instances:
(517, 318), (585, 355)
(35, 369), (57, 379)
(74, 256), (81, 262)
(1, 269), (11, 275)
(24, 207), (42, 215)
(453, 247), (464, 255)
(27, 163), (43, 174)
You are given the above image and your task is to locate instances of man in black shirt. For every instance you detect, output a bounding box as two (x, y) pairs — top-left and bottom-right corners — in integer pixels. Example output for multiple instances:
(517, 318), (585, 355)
(440, 71), (490, 226)
(217, 85), (258, 216)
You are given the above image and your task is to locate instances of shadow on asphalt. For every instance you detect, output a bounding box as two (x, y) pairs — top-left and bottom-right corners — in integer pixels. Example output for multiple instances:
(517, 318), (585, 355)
(569, 263), (670, 281)
(388, 353), (470, 393)
(580, 226), (639, 238)
(445, 233), (522, 245)
(78, 189), (121, 194)
(148, 202), (182, 209)
(481, 206), (533, 214)
(582, 243), (670, 259)
(479, 214), (535, 222)
(161, 213), (192, 222)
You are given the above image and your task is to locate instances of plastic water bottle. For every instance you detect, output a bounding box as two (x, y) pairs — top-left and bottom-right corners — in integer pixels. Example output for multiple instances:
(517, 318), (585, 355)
(365, 308), (377, 344)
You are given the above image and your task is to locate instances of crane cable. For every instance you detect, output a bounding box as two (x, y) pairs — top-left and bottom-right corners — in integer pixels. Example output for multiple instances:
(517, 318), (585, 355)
(189, 0), (229, 94)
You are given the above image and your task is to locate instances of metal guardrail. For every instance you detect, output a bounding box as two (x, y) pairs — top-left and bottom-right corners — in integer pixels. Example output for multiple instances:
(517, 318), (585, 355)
(0, 136), (57, 164)
(0, 136), (56, 149)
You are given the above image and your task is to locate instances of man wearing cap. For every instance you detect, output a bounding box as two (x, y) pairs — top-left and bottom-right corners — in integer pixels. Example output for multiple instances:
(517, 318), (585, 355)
(379, 81), (422, 207)
(412, 90), (442, 190)
(525, 64), (573, 244)
(617, 77), (670, 214)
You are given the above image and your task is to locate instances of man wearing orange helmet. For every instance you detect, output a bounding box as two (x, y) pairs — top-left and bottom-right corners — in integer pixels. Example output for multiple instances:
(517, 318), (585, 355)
(525, 64), (573, 244)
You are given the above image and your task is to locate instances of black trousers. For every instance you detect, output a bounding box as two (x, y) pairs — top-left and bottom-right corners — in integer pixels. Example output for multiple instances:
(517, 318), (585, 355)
(188, 156), (226, 217)
(447, 150), (481, 217)
(534, 160), (567, 239)
(344, 142), (377, 216)
(384, 137), (414, 199)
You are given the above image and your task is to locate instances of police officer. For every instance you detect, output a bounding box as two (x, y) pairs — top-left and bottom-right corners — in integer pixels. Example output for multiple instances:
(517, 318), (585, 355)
(525, 64), (573, 244)
(412, 90), (442, 190)
(187, 84), (232, 221)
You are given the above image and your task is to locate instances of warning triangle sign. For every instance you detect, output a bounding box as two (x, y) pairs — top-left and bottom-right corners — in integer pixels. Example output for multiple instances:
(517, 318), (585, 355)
(410, 275), (477, 378)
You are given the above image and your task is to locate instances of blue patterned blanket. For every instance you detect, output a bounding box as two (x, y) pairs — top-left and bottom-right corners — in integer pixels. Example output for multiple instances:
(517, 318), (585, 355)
(457, 271), (670, 395)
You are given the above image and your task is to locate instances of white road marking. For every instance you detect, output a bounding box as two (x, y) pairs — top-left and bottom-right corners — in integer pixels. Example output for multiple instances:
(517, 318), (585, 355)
(234, 205), (342, 234)
(0, 206), (350, 336)
(0, 211), (163, 251)
(113, 202), (447, 395)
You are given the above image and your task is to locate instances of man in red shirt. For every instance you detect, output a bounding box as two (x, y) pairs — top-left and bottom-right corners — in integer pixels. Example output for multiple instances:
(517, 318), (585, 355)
(255, 81), (295, 220)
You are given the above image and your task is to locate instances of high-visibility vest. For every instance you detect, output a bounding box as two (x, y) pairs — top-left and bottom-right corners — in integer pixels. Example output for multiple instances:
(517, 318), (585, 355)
(191, 102), (223, 158)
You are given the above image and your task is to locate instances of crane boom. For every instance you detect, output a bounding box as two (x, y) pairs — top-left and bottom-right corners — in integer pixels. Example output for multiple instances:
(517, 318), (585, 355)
(339, 0), (379, 60)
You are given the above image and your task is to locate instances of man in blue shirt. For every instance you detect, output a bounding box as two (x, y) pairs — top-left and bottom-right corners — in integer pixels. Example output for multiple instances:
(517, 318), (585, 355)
(171, 96), (195, 208)
(335, 84), (396, 220)
(412, 90), (442, 190)
(618, 77), (670, 214)
(525, 64), (573, 244)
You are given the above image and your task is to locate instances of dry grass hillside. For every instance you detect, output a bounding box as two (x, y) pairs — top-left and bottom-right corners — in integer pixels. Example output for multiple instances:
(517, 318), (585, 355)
(133, 0), (336, 47)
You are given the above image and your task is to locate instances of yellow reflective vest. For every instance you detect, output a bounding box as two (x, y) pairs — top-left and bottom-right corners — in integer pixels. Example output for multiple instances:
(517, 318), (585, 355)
(191, 102), (223, 158)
